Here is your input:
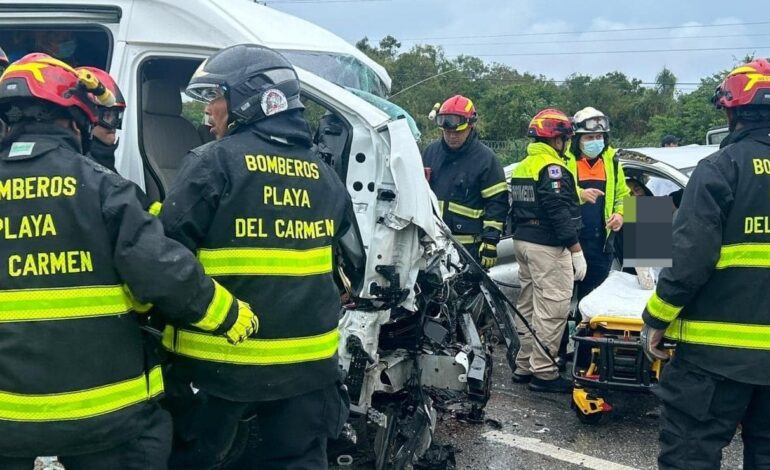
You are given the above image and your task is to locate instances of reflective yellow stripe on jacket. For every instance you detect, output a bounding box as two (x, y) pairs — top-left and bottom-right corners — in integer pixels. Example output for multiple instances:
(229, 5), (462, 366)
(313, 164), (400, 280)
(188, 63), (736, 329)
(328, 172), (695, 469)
(481, 181), (508, 198)
(0, 285), (133, 323)
(645, 291), (683, 323)
(483, 220), (504, 231)
(163, 327), (339, 365)
(147, 202), (162, 217)
(191, 280), (233, 331)
(666, 319), (770, 350)
(0, 366), (163, 422)
(716, 243), (770, 269)
(454, 234), (478, 245)
(198, 246), (333, 277)
(447, 202), (484, 219)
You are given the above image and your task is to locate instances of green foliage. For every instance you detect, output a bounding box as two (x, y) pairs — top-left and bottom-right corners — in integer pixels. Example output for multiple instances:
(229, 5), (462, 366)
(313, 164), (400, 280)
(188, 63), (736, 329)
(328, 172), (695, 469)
(356, 37), (752, 159)
(181, 99), (206, 127)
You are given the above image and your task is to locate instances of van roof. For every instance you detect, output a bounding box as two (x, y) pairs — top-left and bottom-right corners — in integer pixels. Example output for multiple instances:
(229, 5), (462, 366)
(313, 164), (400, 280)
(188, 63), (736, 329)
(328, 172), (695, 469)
(0, 0), (392, 91)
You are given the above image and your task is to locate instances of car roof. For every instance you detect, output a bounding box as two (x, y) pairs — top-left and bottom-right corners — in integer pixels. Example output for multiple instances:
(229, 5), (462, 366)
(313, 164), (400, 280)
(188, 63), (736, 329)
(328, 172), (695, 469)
(621, 144), (717, 170)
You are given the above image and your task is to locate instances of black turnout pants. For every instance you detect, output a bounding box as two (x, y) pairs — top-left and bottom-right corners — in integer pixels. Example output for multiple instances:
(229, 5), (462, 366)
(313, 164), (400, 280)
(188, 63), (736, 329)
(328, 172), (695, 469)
(166, 379), (349, 470)
(656, 357), (770, 470)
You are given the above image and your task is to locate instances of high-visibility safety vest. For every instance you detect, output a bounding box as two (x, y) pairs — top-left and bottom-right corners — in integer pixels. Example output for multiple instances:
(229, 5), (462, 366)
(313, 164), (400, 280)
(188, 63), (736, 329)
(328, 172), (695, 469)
(160, 120), (354, 401)
(510, 142), (582, 248)
(643, 125), (770, 385)
(0, 126), (235, 456)
(564, 146), (629, 239)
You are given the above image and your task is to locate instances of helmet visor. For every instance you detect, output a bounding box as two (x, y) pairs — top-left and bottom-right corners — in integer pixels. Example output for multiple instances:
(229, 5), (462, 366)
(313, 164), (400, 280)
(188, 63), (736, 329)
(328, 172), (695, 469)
(578, 116), (610, 133)
(97, 107), (124, 130)
(436, 113), (469, 130)
(185, 82), (227, 103)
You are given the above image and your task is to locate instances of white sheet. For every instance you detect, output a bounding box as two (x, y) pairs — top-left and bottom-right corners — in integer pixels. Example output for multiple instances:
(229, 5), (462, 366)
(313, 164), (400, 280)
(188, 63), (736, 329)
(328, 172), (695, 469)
(578, 271), (655, 320)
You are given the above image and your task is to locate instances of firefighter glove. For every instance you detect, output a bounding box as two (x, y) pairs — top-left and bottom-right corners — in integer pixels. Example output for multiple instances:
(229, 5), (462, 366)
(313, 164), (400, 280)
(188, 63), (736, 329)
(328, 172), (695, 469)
(641, 323), (669, 362)
(479, 242), (498, 268)
(571, 251), (587, 281)
(225, 300), (259, 345)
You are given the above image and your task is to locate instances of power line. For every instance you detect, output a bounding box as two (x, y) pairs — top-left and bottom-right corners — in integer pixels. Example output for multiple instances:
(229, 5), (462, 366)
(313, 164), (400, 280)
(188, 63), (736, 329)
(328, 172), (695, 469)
(402, 20), (770, 41)
(401, 32), (770, 48)
(446, 45), (769, 58)
(390, 73), (702, 87)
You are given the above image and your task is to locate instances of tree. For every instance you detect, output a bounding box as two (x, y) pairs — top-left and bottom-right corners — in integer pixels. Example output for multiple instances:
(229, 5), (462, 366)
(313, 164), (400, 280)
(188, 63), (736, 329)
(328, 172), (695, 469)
(355, 35), (748, 156)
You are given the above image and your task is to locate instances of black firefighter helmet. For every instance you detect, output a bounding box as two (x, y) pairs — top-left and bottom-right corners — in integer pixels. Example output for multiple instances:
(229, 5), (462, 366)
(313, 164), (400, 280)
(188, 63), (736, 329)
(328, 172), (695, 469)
(185, 44), (303, 133)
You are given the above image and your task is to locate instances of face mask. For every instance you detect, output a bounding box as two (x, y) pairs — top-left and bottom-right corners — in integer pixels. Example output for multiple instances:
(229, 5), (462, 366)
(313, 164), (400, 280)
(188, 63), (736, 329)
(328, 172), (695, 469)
(56, 40), (77, 58)
(581, 139), (604, 158)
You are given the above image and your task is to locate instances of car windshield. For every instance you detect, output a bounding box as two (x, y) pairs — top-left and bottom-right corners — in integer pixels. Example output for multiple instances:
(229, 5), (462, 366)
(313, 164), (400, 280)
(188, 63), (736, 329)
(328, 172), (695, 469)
(279, 50), (388, 98)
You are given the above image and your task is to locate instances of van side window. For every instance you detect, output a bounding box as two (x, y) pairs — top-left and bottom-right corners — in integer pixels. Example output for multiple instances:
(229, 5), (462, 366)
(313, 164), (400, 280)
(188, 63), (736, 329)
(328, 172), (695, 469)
(137, 57), (208, 200)
(0, 27), (111, 68)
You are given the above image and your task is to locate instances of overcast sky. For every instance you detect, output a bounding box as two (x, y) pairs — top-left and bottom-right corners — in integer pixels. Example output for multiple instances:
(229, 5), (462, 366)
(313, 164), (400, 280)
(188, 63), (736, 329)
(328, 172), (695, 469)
(268, 0), (770, 91)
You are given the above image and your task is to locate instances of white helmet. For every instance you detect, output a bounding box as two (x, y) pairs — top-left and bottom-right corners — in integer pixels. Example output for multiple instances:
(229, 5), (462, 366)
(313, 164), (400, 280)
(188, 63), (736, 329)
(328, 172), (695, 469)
(573, 106), (610, 134)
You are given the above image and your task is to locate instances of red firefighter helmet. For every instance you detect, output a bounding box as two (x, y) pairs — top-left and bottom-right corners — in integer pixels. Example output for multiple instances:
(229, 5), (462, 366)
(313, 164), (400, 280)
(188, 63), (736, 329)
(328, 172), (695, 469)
(527, 108), (574, 139)
(77, 66), (125, 129)
(436, 94), (477, 131)
(713, 58), (770, 109)
(0, 53), (98, 125)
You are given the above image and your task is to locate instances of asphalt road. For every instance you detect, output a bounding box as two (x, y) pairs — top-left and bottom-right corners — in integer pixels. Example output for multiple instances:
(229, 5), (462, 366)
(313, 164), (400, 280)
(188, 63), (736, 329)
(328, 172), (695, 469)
(431, 348), (745, 470)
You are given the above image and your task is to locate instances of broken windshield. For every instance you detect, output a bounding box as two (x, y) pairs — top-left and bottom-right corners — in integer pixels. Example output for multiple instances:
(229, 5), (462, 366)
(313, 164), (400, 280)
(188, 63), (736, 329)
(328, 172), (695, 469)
(279, 50), (388, 98)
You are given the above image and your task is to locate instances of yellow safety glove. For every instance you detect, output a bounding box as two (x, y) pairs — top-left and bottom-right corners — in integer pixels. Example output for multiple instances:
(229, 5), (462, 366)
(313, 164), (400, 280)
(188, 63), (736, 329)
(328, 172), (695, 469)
(225, 300), (259, 345)
(479, 242), (498, 269)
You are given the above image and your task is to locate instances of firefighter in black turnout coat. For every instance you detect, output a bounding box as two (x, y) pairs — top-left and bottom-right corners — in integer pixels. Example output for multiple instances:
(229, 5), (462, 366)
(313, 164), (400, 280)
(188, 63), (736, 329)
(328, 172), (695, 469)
(159, 44), (361, 470)
(642, 58), (770, 470)
(0, 54), (255, 470)
(422, 95), (508, 267)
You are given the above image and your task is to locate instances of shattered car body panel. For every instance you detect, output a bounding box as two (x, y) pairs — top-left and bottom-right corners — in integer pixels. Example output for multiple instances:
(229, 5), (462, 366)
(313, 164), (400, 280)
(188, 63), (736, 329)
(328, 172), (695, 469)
(335, 118), (523, 468)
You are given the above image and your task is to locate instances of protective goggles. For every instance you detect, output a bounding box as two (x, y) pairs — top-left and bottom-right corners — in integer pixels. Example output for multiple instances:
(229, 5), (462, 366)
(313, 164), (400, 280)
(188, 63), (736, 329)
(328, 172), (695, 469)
(576, 116), (610, 133)
(97, 106), (124, 130)
(436, 113), (473, 130)
(185, 83), (227, 103)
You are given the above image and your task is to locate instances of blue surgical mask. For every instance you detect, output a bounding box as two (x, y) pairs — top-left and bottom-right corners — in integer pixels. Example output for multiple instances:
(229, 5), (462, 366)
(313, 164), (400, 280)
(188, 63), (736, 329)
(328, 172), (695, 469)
(581, 139), (604, 158)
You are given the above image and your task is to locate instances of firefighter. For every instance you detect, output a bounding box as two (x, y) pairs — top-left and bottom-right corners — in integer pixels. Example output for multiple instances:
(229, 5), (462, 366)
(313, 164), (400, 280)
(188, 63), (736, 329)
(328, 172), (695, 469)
(77, 66), (124, 173)
(0, 53), (256, 470)
(76, 67), (158, 215)
(642, 58), (770, 469)
(422, 95), (508, 267)
(509, 108), (586, 393)
(566, 107), (628, 300)
(158, 44), (361, 470)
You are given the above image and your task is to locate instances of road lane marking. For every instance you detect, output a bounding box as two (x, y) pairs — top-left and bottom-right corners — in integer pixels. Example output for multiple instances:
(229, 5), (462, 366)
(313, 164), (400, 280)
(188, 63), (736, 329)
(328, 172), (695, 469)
(483, 431), (639, 470)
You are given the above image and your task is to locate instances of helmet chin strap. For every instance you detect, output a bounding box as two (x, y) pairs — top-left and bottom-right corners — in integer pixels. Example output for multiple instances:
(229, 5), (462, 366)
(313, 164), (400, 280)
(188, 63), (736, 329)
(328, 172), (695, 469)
(726, 108), (739, 132)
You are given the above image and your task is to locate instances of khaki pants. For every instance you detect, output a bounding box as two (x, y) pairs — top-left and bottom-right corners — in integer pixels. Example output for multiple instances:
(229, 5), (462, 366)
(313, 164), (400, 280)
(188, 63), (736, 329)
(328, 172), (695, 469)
(513, 240), (574, 380)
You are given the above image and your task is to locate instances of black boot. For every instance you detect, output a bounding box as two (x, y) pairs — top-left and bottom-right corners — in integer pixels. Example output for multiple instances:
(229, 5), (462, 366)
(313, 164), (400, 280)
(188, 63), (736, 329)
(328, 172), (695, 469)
(528, 376), (572, 393)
